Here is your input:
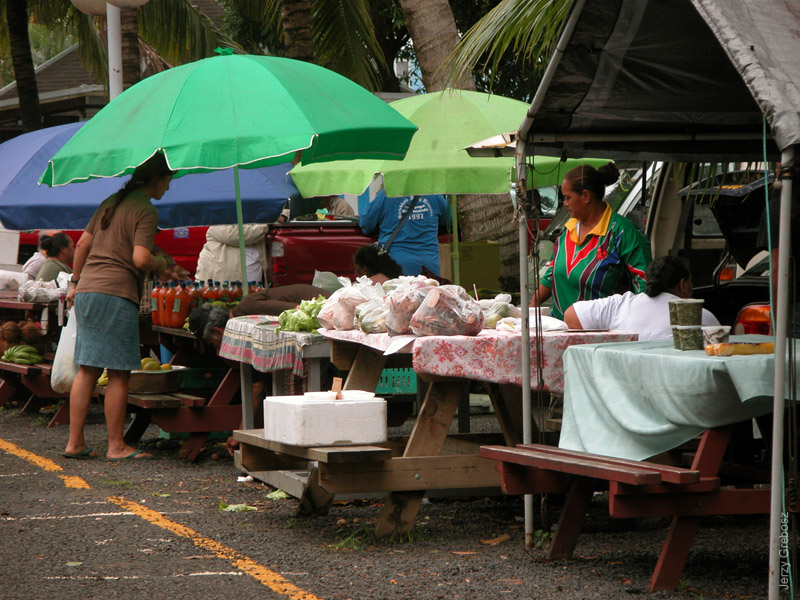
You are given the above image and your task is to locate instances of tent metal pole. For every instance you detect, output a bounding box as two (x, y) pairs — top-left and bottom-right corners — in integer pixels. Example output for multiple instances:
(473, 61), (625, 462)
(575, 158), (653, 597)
(515, 0), (586, 550)
(768, 145), (794, 599)
(234, 165), (249, 295)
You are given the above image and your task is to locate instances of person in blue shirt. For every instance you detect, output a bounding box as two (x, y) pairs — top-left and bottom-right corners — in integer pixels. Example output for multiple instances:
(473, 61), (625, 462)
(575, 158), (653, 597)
(358, 190), (450, 276)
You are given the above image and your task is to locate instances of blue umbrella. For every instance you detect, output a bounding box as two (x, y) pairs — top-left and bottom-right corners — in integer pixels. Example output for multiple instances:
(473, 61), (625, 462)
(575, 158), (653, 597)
(0, 122), (300, 231)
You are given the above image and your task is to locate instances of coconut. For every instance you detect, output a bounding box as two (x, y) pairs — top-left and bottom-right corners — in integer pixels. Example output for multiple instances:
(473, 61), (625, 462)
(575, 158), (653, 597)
(1, 321), (21, 343)
(21, 323), (42, 344)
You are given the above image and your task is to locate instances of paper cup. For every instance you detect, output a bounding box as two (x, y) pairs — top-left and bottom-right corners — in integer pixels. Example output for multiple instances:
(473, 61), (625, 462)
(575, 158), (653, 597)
(670, 299), (704, 326)
(702, 325), (730, 346)
(675, 325), (703, 351)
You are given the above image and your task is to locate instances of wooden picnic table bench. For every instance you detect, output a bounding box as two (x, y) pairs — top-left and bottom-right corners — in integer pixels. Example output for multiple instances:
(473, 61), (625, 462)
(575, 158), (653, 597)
(0, 355), (73, 426)
(481, 426), (771, 592)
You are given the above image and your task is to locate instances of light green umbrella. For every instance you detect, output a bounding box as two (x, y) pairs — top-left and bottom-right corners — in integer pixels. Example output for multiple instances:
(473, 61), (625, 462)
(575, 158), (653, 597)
(39, 51), (417, 291)
(290, 90), (606, 197)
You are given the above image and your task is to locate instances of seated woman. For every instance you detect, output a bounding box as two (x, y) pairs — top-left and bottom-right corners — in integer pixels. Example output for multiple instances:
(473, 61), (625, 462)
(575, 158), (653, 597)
(35, 232), (75, 282)
(563, 255), (720, 340)
(353, 244), (402, 284)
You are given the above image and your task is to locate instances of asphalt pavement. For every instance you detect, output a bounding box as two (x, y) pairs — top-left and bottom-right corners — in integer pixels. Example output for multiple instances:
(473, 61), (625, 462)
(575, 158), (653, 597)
(0, 400), (776, 600)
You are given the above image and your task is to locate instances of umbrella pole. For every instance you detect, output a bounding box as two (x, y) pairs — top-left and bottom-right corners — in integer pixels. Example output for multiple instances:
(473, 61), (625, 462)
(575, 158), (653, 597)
(234, 166), (249, 296)
(768, 145), (794, 599)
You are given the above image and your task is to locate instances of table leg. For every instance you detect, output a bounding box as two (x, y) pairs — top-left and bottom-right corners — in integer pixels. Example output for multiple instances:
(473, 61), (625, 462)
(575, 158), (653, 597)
(457, 384), (470, 433)
(123, 408), (152, 444)
(48, 400), (70, 427)
(272, 370), (286, 395)
(179, 434), (210, 462)
(0, 378), (16, 407)
(296, 463), (335, 517)
(344, 346), (387, 391)
(375, 380), (463, 537)
(649, 426), (734, 592)
(546, 477), (595, 559)
(240, 362), (254, 430)
(307, 358), (322, 392)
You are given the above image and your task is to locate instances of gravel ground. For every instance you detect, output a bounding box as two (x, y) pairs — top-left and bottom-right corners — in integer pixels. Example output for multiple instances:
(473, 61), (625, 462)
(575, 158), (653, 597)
(0, 400), (777, 600)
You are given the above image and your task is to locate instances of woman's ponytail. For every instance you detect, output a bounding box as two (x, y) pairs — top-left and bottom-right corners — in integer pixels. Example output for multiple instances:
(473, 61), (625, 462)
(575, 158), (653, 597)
(100, 153), (175, 230)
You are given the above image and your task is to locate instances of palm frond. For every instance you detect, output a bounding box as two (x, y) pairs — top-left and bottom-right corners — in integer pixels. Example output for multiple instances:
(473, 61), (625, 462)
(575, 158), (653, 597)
(312, 0), (385, 90)
(217, 0), (283, 55)
(138, 0), (244, 65)
(444, 0), (570, 90)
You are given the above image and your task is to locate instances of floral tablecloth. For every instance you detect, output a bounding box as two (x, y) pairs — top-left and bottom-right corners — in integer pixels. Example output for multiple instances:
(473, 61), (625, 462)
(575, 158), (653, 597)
(319, 328), (638, 394)
(219, 315), (327, 377)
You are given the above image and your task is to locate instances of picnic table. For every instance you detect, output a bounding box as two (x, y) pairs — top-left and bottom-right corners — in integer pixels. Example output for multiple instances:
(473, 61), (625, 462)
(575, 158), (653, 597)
(234, 327), (638, 536)
(481, 334), (790, 591)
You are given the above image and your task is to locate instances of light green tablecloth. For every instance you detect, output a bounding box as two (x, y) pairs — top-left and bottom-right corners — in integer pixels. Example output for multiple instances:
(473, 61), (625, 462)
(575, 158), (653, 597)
(559, 335), (789, 460)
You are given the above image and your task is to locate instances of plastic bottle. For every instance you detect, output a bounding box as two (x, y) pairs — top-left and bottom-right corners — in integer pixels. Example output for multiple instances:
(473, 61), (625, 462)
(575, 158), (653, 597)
(232, 281), (243, 300)
(202, 280), (217, 303)
(171, 281), (191, 328)
(189, 280), (203, 311)
(150, 281), (161, 326)
(219, 281), (232, 303)
(158, 281), (170, 322)
(163, 281), (178, 326)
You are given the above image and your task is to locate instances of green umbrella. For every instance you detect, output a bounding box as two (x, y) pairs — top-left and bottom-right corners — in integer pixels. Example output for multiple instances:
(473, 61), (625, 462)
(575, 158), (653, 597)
(290, 90), (606, 197)
(39, 51), (417, 291)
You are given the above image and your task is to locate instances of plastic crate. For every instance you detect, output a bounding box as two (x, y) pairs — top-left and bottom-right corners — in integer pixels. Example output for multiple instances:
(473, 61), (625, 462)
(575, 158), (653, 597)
(376, 368), (417, 395)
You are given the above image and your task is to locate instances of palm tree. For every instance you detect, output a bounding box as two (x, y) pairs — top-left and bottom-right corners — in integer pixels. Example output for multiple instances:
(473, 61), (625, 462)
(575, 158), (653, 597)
(444, 0), (569, 90)
(1, 0), (242, 131)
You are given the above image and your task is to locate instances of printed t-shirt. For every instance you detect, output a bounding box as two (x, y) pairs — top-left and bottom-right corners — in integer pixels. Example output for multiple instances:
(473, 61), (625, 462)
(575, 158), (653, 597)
(78, 190), (159, 305)
(541, 203), (651, 319)
(571, 291), (720, 341)
(359, 190), (450, 276)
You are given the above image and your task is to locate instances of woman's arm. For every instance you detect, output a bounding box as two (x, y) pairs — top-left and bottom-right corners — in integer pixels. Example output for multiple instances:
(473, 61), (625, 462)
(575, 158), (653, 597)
(530, 284), (552, 307)
(133, 245), (167, 273)
(563, 305), (583, 329)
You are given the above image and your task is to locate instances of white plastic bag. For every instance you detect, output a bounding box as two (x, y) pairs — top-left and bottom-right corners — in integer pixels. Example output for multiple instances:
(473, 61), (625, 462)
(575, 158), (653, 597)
(51, 312), (79, 393)
(354, 297), (390, 333)
(410, 285), (484, 336)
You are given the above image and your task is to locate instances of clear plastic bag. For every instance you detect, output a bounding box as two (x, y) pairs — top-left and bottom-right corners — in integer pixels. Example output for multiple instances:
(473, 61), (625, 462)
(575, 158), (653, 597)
(354, 297), (389, 333)
(51, 312), (79, 393)
(410, 285), (484, 337)
(311, 270), (350, 293)
(479, 294), (522, 329)
(385, 277), (436, 335)
(317, 277), (384, 331)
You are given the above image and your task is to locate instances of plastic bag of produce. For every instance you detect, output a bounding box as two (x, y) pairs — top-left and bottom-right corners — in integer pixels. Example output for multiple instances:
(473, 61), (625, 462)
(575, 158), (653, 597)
(479, 294), (522, 329)
(0, 270), (26, 291)
(410, 285), (484, 336)
(51, 311), (79, 393)
(385, 277), (436, 335)
(311, 270), (349, 293)
(317, 277), (384, 331)
(354, 297), (389, 333)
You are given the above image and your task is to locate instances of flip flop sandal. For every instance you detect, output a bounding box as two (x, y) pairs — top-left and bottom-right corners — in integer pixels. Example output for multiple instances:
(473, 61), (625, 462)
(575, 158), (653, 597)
(62, 448), (99, 460)
(107, 450), (154, 461)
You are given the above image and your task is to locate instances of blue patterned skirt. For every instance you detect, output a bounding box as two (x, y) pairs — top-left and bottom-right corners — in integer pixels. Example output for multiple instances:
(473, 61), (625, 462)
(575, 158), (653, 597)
(74, 292), (140, 371)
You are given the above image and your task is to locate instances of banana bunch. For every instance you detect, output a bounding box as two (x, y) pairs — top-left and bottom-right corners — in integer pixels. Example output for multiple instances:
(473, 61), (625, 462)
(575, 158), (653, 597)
(2, 344), (43, 365)
(96, 369), (109, 386)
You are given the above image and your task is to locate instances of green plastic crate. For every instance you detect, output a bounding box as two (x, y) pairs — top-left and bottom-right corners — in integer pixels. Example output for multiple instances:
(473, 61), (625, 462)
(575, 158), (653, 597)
(376, 368), (417, 395)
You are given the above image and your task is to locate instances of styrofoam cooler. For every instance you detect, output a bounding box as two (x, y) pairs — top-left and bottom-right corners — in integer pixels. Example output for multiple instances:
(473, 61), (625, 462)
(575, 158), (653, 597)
(263, 393), (387, 446)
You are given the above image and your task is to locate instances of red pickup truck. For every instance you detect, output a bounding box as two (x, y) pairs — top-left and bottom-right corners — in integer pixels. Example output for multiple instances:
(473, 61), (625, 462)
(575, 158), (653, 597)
(18, 227), (208, 276)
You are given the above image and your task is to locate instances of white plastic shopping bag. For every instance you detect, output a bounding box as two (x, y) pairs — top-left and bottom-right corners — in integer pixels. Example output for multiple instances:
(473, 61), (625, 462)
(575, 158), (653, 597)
(51, 311), (79, 393)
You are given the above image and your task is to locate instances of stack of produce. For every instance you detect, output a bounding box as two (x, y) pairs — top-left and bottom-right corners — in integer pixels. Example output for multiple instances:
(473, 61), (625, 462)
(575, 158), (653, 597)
(410, 285), (484, 336)
(318, 278), (385, 331)
(277, 295), (327, 333)
(1, 344), (43, 365)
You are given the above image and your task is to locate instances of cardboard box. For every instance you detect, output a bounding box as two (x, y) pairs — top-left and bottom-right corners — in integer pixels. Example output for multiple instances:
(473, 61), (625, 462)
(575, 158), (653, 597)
(439, 241), (501, 291)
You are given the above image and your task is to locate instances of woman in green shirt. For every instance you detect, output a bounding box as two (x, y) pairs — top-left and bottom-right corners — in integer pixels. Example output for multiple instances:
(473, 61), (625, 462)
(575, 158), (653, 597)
(531, 163), (652, 320)
(35, 232), (75, 282)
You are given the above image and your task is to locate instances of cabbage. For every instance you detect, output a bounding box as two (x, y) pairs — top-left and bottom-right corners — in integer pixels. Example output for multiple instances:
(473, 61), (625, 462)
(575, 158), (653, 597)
(276, 295), (326, 332)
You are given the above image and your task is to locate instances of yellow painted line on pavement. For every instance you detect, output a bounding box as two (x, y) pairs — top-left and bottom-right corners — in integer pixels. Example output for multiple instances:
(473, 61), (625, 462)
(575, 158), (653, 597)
(0, 438), (63, 472)
(108, 496), (323, 600)
(0, 438), (319, 599)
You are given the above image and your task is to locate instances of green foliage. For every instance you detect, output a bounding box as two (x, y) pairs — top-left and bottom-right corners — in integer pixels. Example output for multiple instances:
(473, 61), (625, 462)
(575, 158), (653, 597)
(330, 525), (371, 551)
(445, 0), (571, 98)
(217, 0), (282, 55)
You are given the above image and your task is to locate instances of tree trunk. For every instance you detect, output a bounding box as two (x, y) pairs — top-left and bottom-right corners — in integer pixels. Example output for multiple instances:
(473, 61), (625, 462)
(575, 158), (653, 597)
(398, 0), (473, 92)
(120, 8), (140, 89)
(7, 0), (41, 131)
(281, 0), (314, 62)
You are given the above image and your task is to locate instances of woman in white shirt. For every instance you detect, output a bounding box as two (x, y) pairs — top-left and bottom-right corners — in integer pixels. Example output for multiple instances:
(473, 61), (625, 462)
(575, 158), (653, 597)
(563, 255), (720, 340)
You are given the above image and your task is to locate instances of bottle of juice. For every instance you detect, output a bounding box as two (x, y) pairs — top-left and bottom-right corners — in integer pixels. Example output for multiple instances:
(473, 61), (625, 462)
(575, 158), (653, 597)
(202, 280), (217, 303)
(163, 281), (178, 326)
(232, 281), (243, 300)
(150, 281), (161, 326)
(171, 281), (191, 328)
(219, 281), (232, 303)
(189, 281), (203, 311)
(158, 281), (170, 321)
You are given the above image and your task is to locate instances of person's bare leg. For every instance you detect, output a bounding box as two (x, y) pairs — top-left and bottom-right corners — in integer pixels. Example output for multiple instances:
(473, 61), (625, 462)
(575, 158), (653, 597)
(104, 369), (151, 459)
(64, 365), (103, 456)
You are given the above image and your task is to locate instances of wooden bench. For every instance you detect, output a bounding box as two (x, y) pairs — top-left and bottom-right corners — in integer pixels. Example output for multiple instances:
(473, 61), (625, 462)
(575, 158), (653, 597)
(0, 358), (73, 426)
(481, 428), (770, 592)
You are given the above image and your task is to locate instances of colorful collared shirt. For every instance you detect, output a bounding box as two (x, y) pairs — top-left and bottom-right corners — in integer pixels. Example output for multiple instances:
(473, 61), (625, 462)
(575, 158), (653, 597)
(541, 203), (651, 320)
